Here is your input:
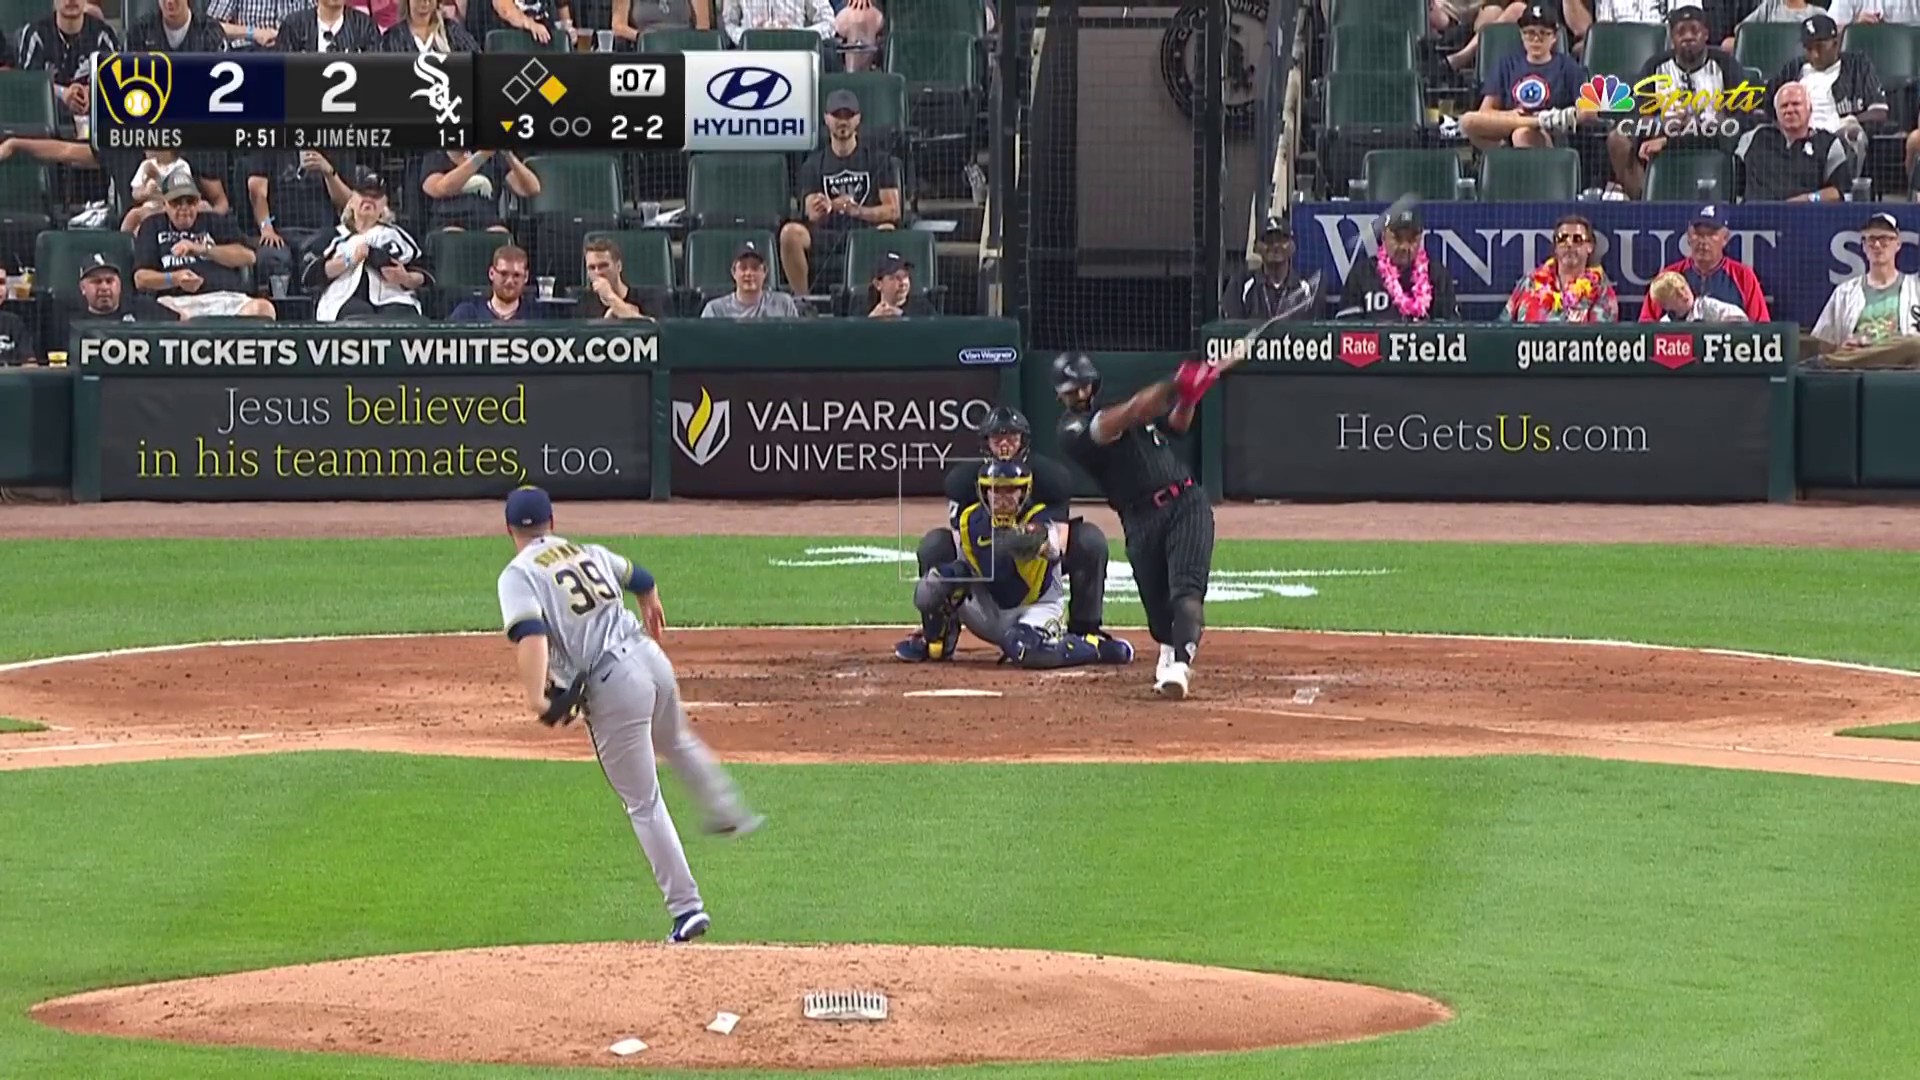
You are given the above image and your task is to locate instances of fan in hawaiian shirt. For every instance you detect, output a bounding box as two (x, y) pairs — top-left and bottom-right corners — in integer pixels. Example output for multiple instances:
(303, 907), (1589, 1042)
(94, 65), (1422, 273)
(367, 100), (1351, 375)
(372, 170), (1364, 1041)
(1501, 214), (1619, 323)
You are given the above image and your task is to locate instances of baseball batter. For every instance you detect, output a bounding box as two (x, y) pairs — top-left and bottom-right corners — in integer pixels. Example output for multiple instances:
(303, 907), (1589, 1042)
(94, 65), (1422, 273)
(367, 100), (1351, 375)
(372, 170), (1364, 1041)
(899, 460), (1134, 669)
(495, 486), (763, 944)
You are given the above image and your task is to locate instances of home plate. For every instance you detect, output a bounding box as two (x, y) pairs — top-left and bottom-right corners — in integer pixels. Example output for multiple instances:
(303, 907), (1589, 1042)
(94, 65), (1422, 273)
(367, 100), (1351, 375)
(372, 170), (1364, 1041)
(903, 689), (1004, 698)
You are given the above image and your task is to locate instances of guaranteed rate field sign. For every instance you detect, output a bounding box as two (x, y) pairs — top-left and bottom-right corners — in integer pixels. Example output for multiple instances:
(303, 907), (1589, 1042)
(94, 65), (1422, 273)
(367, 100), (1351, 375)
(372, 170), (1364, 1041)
(74, 325), (656, 500)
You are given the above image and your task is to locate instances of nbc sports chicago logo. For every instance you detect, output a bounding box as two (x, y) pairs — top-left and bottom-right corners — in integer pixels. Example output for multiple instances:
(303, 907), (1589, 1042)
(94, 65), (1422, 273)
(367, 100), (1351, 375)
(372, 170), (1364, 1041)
(1573, 73), (1764, 139)
(683, 50), (818, 152)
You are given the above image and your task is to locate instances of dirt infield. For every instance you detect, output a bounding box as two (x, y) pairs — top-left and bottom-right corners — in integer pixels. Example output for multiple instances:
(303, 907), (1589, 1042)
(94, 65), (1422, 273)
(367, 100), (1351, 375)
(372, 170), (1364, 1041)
(8, 497), (1920, 548)
(30, 943), (1452, 1070)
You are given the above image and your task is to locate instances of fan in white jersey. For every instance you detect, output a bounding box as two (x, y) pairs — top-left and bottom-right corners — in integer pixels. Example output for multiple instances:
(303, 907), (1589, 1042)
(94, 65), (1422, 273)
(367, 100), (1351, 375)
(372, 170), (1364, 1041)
(495, 485), (764, 944)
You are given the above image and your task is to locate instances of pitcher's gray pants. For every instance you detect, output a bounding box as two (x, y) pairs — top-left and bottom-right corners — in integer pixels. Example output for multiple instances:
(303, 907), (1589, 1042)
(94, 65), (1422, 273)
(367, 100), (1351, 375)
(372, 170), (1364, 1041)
(585, 637), (754, 920)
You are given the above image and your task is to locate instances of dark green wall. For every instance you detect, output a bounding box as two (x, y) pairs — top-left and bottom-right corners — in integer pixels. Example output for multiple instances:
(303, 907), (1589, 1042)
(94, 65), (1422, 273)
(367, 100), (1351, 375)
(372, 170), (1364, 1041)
(0, 369), (73, 486)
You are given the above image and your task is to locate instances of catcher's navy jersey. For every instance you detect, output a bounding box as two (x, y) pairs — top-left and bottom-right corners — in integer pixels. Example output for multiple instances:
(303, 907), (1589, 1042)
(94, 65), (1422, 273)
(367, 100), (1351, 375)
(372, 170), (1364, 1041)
(956, 501), (1068, 610)
(497, 534), (647, 684)
(944, 453), (1075, 530)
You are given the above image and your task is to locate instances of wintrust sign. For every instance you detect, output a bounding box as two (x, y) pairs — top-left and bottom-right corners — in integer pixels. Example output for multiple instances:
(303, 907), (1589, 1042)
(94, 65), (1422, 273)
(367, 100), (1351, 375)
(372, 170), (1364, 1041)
(683, 50), (818, 151)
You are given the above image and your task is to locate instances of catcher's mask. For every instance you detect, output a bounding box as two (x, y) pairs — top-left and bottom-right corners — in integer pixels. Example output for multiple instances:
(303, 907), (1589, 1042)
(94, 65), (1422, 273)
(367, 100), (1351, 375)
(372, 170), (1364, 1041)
(978, 405), (1032, 462)
(977, 459), (1034, 528)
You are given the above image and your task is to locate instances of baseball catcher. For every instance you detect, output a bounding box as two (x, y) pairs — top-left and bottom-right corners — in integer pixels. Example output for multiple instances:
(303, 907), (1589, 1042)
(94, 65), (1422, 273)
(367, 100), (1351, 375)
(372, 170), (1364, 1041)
(896, 459), (1134, 669)
(911, 406), (1112, 643)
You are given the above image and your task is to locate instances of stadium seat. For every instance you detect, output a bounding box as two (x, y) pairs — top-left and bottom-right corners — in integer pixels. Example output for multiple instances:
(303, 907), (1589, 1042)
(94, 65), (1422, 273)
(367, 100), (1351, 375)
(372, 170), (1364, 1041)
(686, 153), (791, 230)
(583, 228), (674, 289)
(1329, 0), (1424, 39)
(884, 0), (986, 37)
(0, 0), (40, 38)
(1318, 71), (1424, 198)
(485, 27), (567, 53)
(426, 230), (516, 313)
(0, 160), (51, 223)
(1733, 23), (1802, 84)
(1476, 24), (1572, 89)
(1477, 147), (1581, 201)
(821, 71), (910, 149)
(741, 28), (826, 54)
(34, 228), (134, 302)
(1359, 149), (1466, 202)
(0, 70), (57, 139)
(640, 27), (727, 52)
(685, 228), (780, 307)
(522, 153), (623, 217)
(886, 30), (979, 147)
(1328, 24), (1414, 74)
(124, 0), (201, 27)
(1843, 23), (1919, 124)
(1582, 22), (1669, 84)
(1644, 149), (1735, 201)
(836, 226), (939, 314)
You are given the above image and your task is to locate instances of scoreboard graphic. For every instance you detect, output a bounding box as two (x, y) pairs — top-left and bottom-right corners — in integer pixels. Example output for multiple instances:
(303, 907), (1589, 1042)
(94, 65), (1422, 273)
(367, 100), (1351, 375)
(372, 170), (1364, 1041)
(89, 49), (818, 153)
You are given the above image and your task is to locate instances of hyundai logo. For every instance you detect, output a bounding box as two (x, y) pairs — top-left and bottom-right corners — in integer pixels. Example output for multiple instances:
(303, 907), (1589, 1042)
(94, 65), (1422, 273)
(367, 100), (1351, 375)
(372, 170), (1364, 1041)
(707, 67), (792, 111)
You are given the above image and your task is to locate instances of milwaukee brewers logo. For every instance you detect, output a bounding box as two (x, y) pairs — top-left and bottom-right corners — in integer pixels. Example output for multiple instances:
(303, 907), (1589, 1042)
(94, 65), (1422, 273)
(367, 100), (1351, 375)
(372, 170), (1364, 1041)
(98, 53), (173, 126)
(672, 388), (732, 466)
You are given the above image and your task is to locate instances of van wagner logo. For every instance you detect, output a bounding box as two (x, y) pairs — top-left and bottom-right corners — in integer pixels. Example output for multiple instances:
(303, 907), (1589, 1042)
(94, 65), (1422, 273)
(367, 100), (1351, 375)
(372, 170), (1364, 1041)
(673, 388), (732, 466)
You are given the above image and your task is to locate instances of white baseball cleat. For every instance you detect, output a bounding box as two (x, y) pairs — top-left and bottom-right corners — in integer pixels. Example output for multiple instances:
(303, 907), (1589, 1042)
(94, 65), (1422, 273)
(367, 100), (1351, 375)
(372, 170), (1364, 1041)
(1155, 662), (1190, 700)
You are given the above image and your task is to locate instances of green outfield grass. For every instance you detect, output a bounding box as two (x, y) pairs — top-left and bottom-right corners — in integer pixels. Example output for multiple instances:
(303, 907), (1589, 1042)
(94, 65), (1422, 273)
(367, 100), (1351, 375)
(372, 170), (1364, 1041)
(0, 717), (46, 733)
(1, 535), (1918, 1079)
(1838, 722), (1920, 741)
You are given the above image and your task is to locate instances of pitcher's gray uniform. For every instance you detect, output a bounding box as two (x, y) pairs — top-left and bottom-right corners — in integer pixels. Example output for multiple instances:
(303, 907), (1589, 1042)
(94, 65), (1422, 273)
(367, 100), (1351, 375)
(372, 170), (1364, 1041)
(497, 531), (757, 938)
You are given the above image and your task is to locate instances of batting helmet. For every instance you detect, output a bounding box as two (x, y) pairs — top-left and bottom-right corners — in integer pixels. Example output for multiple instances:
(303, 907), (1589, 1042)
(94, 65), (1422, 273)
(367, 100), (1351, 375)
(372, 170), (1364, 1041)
(977, 458), (1034, 527)
(978, 406), (1033, 462)
(1052, 352), (1101, 399)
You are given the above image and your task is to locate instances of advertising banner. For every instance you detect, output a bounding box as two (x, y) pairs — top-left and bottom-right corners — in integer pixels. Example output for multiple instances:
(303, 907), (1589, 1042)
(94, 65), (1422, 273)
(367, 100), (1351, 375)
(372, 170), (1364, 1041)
(73, 324), (658, 373)
(94, 376), (650, 500)
(1203, 321), (1793, 375)
(1292, 201), (1920, 326)
(1223, 376), (1774, 500)
(667, 370), (1000, 497)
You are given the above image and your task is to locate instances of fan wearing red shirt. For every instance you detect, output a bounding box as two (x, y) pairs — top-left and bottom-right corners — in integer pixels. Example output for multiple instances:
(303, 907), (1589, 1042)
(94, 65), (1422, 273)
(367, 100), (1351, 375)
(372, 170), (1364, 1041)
(1638, 204), (1771, 323)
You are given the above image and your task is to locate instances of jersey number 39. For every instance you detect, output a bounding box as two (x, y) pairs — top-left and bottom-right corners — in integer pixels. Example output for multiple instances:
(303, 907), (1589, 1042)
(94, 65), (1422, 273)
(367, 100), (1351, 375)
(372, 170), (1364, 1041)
(553, 561), (619, 615)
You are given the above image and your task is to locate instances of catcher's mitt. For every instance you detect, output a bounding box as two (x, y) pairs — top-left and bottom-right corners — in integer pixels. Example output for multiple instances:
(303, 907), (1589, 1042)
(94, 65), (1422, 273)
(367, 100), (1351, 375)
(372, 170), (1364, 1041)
(999, 522), (1049, 559)
(539, 673), (591, 727)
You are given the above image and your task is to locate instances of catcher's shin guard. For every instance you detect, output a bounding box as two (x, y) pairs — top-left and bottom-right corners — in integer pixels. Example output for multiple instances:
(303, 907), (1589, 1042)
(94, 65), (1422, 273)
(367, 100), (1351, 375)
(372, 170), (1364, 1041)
(1001, 624), (1101, 669)
(899, 568), (966, 662)
(1080, 631), (1136, 665)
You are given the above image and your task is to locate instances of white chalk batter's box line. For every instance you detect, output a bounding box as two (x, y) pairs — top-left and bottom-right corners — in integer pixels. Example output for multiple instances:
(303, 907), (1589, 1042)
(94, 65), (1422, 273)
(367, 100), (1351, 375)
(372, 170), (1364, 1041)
(2, 627), (1917, 683)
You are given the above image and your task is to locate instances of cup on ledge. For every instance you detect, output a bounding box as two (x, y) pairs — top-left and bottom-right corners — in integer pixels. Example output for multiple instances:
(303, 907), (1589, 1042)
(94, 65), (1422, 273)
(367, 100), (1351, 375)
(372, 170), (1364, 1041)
(537, 275), (557, 299)
(640, 200), (662, 226)
(596, 29), (615, 51)
(47, 351), (67, 367)
(269, 273), (290, 298)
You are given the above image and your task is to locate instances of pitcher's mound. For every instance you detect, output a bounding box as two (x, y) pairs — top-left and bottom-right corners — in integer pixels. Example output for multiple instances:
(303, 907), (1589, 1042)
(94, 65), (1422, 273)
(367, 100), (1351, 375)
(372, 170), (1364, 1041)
(32, 942), (1450, 1070)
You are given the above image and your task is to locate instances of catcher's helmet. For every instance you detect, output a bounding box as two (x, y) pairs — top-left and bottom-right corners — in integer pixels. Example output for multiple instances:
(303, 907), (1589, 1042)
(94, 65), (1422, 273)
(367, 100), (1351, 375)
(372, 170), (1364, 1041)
(978, 405), (1033, 461)
(977, 458), (1034, 527)
(1052, 351), (1101, 399)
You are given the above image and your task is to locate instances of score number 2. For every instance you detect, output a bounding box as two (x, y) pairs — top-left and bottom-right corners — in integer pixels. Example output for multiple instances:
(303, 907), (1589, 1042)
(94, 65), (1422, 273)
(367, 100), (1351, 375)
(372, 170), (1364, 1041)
(207, 59), (358, 114)
(612, 114), (665, 141)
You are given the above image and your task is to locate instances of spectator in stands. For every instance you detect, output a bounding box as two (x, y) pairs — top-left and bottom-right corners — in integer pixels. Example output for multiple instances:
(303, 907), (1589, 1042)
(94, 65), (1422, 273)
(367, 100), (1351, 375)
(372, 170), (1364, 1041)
(1462, 5), (1589, 152)
(1735, 81), (1855, 201)
(1648, 269), (1751, 321)
(701, 241), (802, 318)
(1500, 214), (1619, 322)
(493, 0), (571, 46)
(277, 0), (382, 51)
(72, 253), (174, 323)
(779, 88), (900, 299)
(127, 0), (230, 51)
(1811, 212), (1920, 347)
(419, 149), (540, 232)
(866, 253), (935, 317)
(134, 172), (277, 321)
(1222, 218), (1324, 321)
(123, 150), (231, 234)
(382, 0), (480, 50)
(249, 150), (356, 282)
(1572, 0), (1739, 51)
(576, 237), (656, 320)
(1767, 15), (1887, 169)
(205, 0), (307, 48)
(1827, 0), (1920, 28)
(351, 0), (402, 31)
(1728, 0), (1821, 52)
(722, 0), (882, 71)
(1605, 6), (1752, 199)
(449, 245), (541, 321)
(1335, 204), (1461, 322)
(305, 173), (435, 321)
(18, 0), (120, 122)
(1637, 204), (1770, 321)
(0, 275), (38, 365)
(613, 0), (710, 47)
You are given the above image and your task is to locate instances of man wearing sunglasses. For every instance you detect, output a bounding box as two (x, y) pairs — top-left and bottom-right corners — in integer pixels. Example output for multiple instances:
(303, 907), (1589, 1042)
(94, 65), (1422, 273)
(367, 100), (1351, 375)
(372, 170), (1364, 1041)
(1500, 215), (1619, 323)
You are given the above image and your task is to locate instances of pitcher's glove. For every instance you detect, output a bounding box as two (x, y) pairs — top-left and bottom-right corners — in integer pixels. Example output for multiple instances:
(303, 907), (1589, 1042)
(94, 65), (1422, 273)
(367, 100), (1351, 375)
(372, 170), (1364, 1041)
(539, 673), (591, 727)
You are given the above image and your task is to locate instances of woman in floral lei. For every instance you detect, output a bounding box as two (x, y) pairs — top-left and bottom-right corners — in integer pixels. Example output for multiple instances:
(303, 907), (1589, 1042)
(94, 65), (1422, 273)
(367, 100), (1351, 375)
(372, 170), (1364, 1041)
(1501, 214), (1618, 323)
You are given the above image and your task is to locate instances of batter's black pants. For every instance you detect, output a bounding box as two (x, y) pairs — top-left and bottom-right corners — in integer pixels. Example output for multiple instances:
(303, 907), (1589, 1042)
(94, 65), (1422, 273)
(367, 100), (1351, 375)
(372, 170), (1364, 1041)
(1120, 494), (1214, 659)
(916, 519), (1109, 635)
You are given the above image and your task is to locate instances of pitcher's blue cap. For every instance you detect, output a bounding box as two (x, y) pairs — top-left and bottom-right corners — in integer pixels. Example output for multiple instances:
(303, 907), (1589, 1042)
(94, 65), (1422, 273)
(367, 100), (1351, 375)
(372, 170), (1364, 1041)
(505, 486), (552, 527)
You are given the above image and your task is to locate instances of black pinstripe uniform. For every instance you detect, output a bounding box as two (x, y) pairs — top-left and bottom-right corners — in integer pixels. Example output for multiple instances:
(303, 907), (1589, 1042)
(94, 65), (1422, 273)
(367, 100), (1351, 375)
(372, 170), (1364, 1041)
(1056, 408), (1213, 663)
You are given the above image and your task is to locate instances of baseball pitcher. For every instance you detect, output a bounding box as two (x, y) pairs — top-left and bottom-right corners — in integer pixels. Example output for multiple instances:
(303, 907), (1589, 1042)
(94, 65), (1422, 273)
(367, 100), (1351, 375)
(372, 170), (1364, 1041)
(898, 460), (1134, 669)
(495, 486), (763, 944)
